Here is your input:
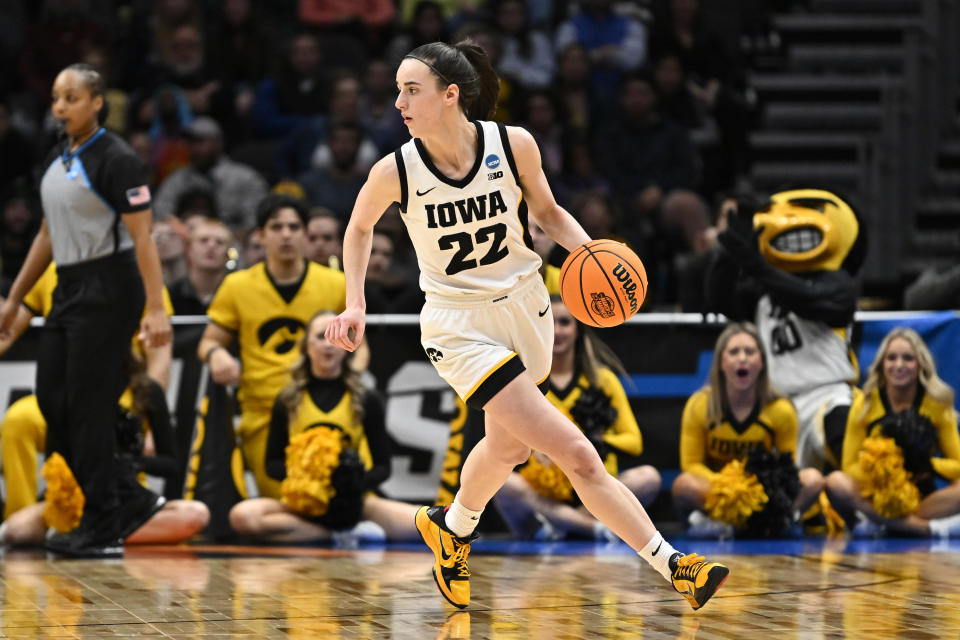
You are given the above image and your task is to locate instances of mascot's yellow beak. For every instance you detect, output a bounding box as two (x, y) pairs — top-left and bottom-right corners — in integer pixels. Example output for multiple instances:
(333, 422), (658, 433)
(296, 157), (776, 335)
(754, 188), (859, 272)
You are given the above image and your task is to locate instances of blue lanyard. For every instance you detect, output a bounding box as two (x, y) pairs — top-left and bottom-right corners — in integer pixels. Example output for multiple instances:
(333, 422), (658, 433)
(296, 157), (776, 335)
(61, 127), (106, 172)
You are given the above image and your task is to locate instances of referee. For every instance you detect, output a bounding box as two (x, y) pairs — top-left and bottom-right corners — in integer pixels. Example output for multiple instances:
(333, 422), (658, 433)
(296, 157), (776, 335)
(0, 63), (172, 556)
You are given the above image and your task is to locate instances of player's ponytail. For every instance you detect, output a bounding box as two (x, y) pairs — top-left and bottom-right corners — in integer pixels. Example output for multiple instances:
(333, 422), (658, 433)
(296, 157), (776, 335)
(405, 40), (500, 120)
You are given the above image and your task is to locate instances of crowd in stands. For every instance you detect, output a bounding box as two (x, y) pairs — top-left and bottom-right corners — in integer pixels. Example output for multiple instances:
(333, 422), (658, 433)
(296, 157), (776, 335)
(0, 0), (776, 309)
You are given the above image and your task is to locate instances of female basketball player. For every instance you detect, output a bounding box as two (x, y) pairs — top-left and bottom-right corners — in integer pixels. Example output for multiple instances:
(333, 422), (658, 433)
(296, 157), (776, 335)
(325, 40), (728, 610)
(229, 311), (420, 542)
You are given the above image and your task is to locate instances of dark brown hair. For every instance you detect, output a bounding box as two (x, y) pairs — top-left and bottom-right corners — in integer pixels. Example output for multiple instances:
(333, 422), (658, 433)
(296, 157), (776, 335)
(405, 40), (500, 120)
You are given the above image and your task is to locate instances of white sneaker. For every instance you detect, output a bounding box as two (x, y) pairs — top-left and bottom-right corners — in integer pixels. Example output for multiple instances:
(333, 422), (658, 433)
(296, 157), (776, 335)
(852, 511), (886, 538)
(332, 520), (386, 547)
(928, 512), (960, 538)
(687, 511), (734, 540)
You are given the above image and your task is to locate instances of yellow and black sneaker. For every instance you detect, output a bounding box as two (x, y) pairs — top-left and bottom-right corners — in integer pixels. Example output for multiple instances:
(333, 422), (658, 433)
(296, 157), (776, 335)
(415, 506), (478, 608)
(669, 552), (729, 610)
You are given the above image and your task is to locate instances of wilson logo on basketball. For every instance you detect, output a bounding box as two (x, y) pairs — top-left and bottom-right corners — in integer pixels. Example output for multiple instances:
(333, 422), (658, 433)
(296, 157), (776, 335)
(590, 292), (616, 318)
(612, 263), (640, 314)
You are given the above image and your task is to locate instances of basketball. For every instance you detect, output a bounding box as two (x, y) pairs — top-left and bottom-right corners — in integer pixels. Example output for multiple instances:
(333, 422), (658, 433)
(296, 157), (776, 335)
(559, 240), (648, 328)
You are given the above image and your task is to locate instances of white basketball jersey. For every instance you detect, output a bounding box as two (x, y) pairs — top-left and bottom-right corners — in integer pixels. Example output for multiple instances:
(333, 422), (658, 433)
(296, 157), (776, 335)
(755, 294), (858, 396)
(395, 120), (541, 296)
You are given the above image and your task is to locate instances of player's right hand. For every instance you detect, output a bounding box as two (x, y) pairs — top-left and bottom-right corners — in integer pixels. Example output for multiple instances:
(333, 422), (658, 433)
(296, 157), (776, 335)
(325, 307), (365, 352)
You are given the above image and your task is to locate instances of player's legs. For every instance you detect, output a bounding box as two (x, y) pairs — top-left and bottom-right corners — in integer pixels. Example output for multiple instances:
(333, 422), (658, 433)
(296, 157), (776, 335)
(480, 374), (659, 550)
(125, 500), (210, 544)
(229, 497), (332, 542)
(825, 470), (929, 535)
(1, 395), (47, 519)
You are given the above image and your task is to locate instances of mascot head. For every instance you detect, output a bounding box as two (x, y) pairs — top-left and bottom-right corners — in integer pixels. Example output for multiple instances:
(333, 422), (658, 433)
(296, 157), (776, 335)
(754, 188), (865, 274)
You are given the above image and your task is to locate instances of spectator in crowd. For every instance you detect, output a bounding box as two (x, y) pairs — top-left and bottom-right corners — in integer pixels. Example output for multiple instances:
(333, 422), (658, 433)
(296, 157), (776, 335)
(307, 74), (379, 173)
(0, 192), (42, 291)
(239, 226), (265, 267)
(494, 296), (661, 540)
(196, 195), (347, 499)
(125, 129), (156, 187)
(229, 311), (419, 543)
(152, 219), (188, 287)
(306, 208), (343, 270)
(650, 0), (751, 194)
(297, 0), (395, 59)
(121, 0), (205, 91)
(362, 228), (422, 313)
(298, 122), (370, 223)
(572, 191), (629, 245)
(904, 265), (960, 310)
(168, 218), (233, 316)
(550, 44), (598, 133)
(671, 323), (824, 538)
(554, 0), (648, 121)
(18, 0), (112, 105)
(358, 58), (410, 155)
(385, 1), (453, 70)
(552, 131), (611, 209)
(520, 90), (564, 180)
(0, 98), (34, 192)
(826, 328), (960, 538)
(252, 28), (329, 141)
(491, 0), (555, 91)
(153, 116), (268, 233)
(206, 0), (274, 131)
(594, 71), (710, 302)
(652, 50), (716, 144)
(173, 187), (218, 230)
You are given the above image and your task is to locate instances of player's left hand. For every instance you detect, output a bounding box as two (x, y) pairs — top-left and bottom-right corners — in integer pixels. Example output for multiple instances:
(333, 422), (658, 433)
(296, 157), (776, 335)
(139, 308), (172, 348)
(326, 306), (365, 352)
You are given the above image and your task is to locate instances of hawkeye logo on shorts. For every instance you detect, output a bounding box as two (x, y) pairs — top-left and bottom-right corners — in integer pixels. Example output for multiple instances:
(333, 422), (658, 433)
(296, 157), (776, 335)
(258, 317), (306, 354)
(425, 347), (444, 363)
(485, 154), (500, 169)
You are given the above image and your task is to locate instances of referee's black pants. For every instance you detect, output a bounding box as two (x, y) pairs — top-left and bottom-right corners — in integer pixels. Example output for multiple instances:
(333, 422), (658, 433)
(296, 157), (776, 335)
(36, 250), (145, 513)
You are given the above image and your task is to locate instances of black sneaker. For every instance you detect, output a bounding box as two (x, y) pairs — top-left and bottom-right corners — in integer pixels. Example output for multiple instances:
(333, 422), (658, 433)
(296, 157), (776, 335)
(669, 551), (729, 610)
(44, 509), (124, 558)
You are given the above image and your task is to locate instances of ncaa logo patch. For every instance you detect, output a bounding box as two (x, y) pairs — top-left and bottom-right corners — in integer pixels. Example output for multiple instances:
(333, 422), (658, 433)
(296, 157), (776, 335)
(485, 154), (501, 170)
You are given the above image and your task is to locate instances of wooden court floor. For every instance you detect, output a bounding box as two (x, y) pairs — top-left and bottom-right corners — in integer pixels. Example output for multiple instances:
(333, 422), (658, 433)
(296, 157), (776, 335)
(2, 539), (960, 639)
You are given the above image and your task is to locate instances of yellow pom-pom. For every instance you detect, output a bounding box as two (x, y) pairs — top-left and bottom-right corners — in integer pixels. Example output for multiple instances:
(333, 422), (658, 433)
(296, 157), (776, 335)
(281, 427), (343, 517)
(519, 453), (574, 502)
(42, 452), (85, 533)
(857, 436), (920, 519)
(704, 459), (768, 529)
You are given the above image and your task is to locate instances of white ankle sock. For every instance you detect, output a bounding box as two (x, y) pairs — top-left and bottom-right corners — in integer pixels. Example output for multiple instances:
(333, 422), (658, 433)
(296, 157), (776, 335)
(445, 498), (483, 538)
(638, 532), (678, 582)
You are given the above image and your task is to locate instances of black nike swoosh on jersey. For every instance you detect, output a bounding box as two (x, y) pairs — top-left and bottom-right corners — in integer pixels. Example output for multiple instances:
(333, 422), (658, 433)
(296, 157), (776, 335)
(538, 305), (550, 317)
(416, 186), (437, 196)
(651, 541), (663, 556)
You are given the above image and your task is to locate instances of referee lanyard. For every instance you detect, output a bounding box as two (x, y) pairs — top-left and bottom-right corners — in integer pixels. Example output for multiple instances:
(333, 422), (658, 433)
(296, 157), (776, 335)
(61, 127), (106, 178)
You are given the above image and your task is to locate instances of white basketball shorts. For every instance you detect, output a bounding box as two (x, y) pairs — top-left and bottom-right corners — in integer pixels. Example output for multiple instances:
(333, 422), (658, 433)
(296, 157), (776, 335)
(420, 273), (553, 409)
